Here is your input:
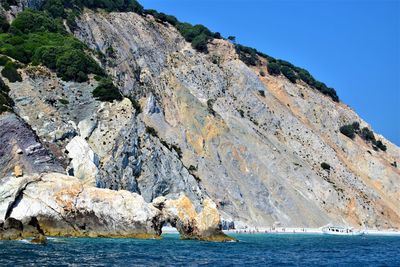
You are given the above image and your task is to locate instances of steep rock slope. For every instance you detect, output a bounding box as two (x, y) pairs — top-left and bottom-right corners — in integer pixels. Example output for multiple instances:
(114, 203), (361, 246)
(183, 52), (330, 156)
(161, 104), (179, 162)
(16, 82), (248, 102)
(0, 3), (399, 230)
(73, 10), (400, 228)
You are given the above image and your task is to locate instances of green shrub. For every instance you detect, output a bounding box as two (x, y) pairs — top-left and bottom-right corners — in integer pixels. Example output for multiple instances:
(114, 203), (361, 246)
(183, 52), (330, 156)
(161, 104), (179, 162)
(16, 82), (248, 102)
(175, 22), (215, 53)
(42, 0), (65, 18)
(248, 50), (340, 102)
(191, 33), (209, 53)
(207, 99), (215, 116)
(375, 140), (387, 152)
(227, 36), (236, 42)
(145, 126), (158, 137)
(1, 61), (22, 82)
(0, 76), (10, 93)
(145, 10), (178, 26)
(0, 13), (10, 33)
(177, 23), (206, 41)
(58, 98), (69, 105)
(259, 70), (265, 77)
(57, 0), (143, 13)
(280, 65), (297, 83)
(0, 77), (13, 113)
(0, 92), (11, 113)
(55, 49), (103, 81)
(0, 12), (104, 81)
(176, 23), (214, 53)
(188, 165), (197, 172)
(0, 55), (9, 66)
(267, 62), (280, 75)
(30, 39), (103, 82)
(236, 44), (258, 66)
(128, 96), (142, 113)
(92, 78), (123, 102)
(360, 127), (375, 142)
(351, 121), (360, 131)
(340, 123), (360, 139)
(297, 69), (314, 85)
(213, 32), (222, 39)
(321, 162), (331, 171)
(171, 144), (183, 158)
(10, 9), (64, 34)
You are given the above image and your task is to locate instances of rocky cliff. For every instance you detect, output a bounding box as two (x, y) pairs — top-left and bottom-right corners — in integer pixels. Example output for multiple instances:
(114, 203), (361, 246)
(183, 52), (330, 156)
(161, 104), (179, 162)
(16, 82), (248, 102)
(0, 0), (399, 238)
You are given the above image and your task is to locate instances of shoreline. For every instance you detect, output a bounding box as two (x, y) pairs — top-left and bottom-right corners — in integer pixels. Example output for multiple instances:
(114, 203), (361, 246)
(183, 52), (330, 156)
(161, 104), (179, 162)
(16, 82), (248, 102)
(161, 226), (400, 237)
(221, 227), (400, 236)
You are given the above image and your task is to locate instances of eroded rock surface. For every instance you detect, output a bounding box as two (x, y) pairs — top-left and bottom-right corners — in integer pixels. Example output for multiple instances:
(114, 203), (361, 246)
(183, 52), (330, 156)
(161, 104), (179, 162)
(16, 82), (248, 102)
(0, 173), (229, 240)
(72, 10), (400, 229)
(0, 113), (64, 177)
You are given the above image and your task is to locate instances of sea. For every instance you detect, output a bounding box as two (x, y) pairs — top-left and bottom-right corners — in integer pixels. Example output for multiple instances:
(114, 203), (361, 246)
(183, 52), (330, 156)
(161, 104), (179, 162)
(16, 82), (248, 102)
(1, 233), (399, 266)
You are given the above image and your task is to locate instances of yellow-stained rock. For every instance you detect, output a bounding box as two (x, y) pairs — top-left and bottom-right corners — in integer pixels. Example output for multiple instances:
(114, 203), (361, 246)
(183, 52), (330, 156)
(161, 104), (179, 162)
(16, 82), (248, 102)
(164, 195), (235, 242)
(14, 166), (23, 177)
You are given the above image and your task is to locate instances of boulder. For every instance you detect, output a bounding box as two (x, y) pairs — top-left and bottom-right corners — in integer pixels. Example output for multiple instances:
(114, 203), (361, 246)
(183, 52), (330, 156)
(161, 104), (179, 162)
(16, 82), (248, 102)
(30, 234), (47, 245)
(65, 136), (99, 185)
(14, 166), (23, 177)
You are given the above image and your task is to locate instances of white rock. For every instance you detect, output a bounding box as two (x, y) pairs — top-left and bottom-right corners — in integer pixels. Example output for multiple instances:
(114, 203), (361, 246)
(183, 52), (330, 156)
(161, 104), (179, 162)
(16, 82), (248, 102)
(66, 136), (99, 185)
(78, 118), (97, 139)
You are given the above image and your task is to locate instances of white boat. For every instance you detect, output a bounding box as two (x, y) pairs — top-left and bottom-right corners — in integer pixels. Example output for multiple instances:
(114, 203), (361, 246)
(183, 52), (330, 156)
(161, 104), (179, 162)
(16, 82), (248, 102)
(322, 226), (364, 236)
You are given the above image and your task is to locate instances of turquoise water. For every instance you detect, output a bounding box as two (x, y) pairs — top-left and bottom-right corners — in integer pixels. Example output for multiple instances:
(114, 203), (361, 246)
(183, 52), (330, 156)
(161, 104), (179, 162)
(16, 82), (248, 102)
(1, 234), (400, 266)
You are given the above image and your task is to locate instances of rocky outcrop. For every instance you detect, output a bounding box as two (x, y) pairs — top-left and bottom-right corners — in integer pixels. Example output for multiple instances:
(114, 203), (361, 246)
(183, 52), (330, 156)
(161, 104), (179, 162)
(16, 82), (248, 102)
(0, 113), (64, 178)
(0, 173), (230, 241)
(157, 195), (235, 241)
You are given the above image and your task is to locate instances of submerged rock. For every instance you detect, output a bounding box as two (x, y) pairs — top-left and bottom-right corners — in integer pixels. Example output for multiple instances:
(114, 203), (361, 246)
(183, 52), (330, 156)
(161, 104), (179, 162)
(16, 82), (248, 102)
(30, 234), (47, 245)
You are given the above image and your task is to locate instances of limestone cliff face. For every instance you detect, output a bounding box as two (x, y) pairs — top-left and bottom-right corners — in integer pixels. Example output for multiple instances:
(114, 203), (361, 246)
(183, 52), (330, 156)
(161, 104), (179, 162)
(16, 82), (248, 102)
(0, 6), (399, 231)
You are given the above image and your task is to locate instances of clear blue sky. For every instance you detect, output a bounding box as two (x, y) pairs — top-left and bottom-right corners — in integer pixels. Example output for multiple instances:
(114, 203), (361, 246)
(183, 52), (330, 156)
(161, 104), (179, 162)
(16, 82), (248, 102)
(141, 0), (400, 146)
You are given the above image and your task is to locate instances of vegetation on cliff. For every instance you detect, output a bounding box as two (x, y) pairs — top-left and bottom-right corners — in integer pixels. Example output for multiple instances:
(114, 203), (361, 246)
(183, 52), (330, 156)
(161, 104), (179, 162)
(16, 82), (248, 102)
(143, 9), (219, 53)
(19, 0), (340, 102)
(1, 60), (21, 82)
(0, 76), (13, 113)
(340, 122), (387, 151)
(0, 7), (124, 101)
(0, 12), (9, 33)
(92, 78), (123, 102)
(0, 9), (104, 82)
